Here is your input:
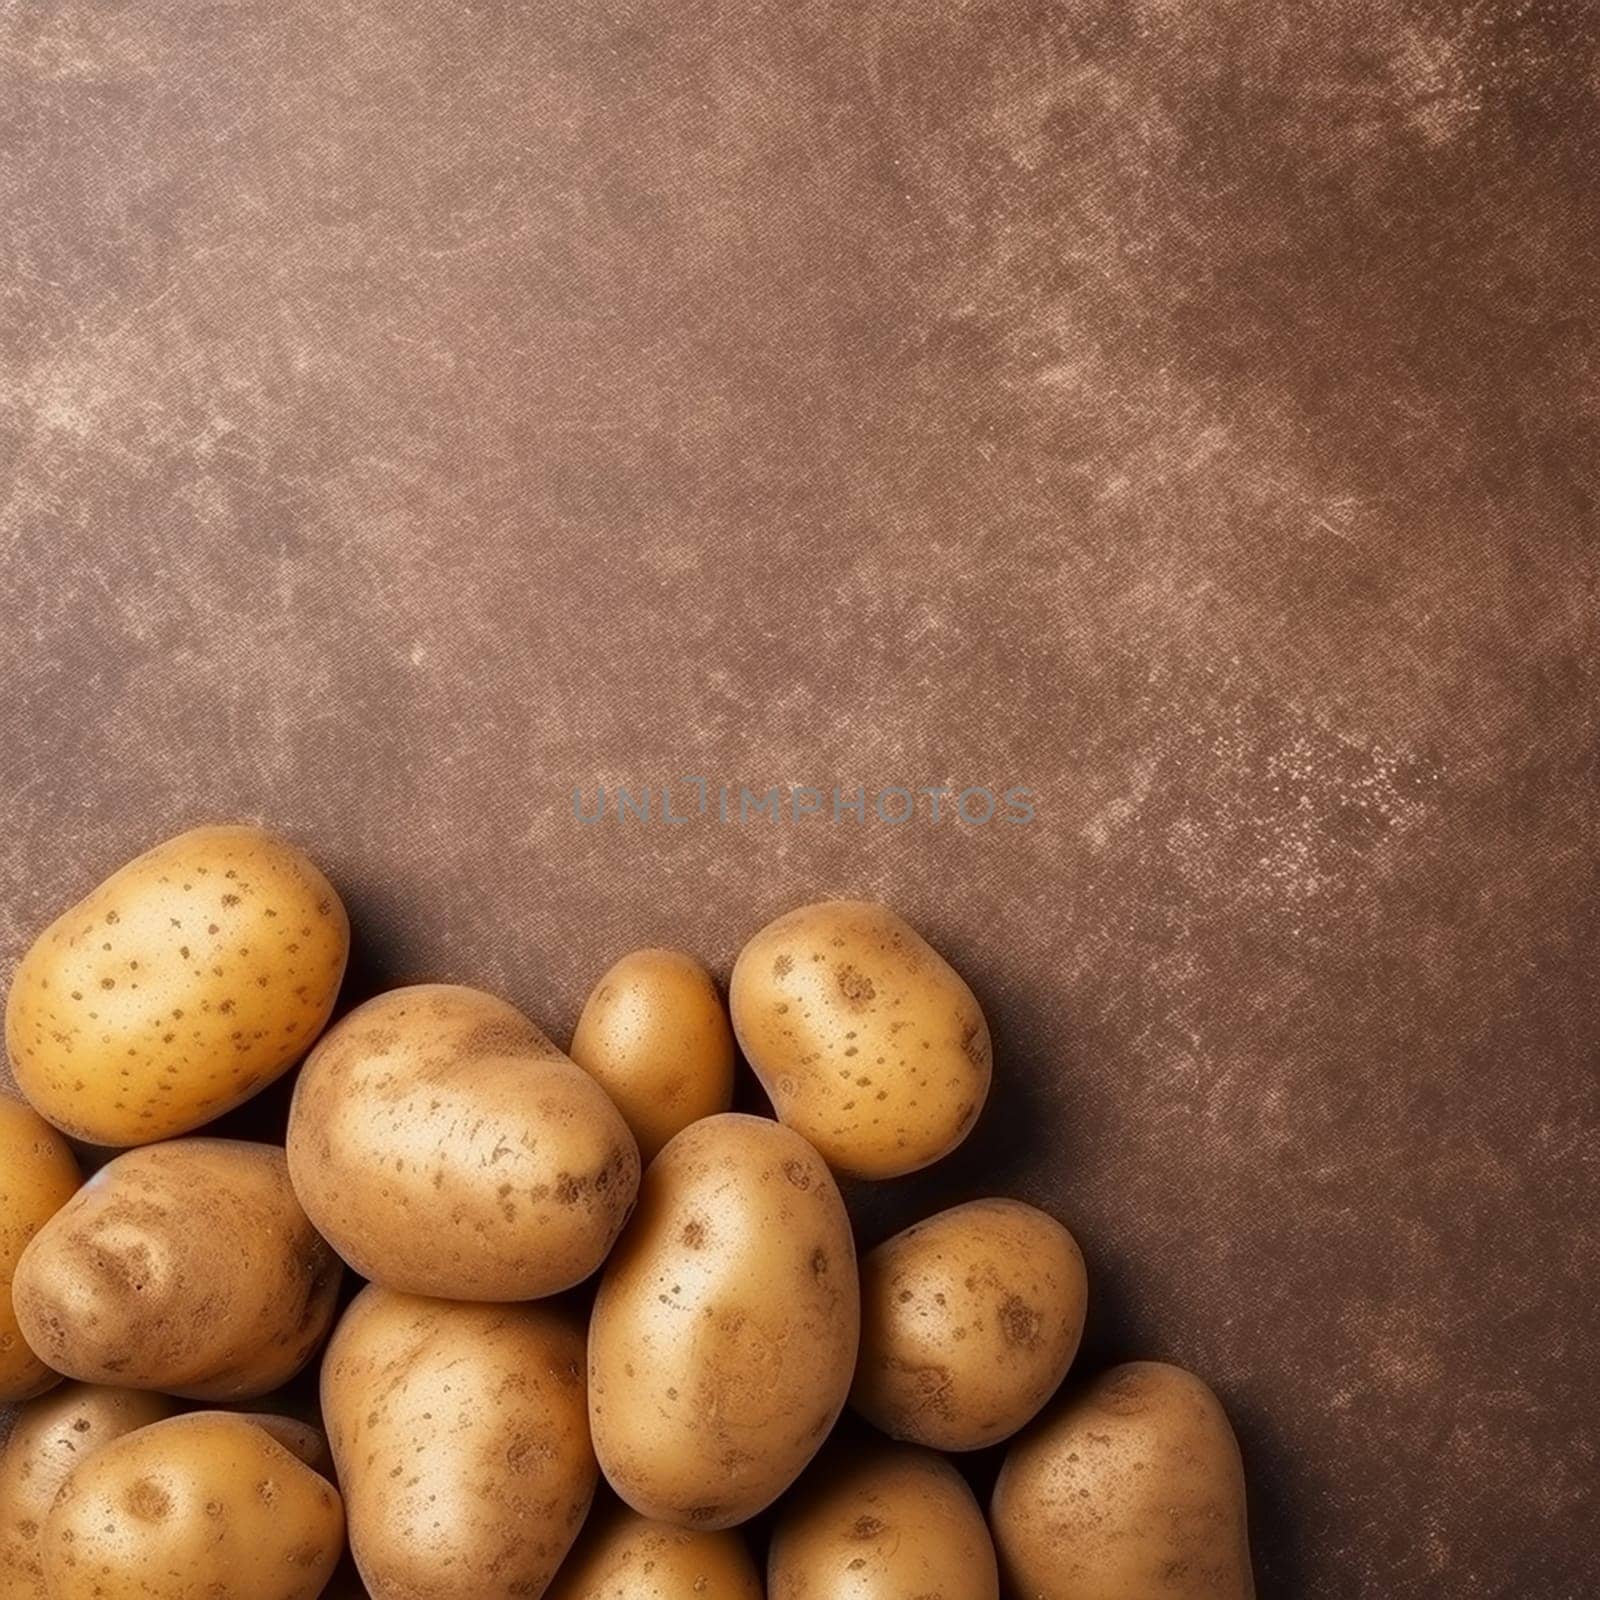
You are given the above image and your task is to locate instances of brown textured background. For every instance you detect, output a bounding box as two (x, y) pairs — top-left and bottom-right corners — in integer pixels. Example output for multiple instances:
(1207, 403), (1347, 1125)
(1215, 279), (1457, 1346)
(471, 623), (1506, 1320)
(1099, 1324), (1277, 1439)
(2, 1), (1597, 1594)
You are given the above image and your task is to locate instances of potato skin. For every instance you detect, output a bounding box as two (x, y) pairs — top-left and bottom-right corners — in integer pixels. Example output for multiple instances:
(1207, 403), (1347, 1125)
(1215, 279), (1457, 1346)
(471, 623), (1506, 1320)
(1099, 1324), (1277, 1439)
(5, 825), (348, 1145)
(322, 1285), (597, 1600)
(0, 1383), (176, 1597)
(589, 1113), (859, 1529)
(730, 901), (991, 1179)
(852, 1199), (1087, 1450)
(569, 949), (735, 1165)
(287, 984), (640, 1300)
(547, 1499), (761, 1600)
(769, 1441), (999, 1600)
(991, 1362), (1256, 1600)
(40, 1411), (344, 1600)
(12, 1138), (342, 1400)
(0, 1096), (79, 1401)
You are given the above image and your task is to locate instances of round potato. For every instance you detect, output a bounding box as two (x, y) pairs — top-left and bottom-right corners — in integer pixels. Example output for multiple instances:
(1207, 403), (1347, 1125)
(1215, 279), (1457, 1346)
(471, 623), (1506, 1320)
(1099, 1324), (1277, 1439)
(287, 984), (640, 1300)
(0, 1095), (80, 1401)
(12, 1138), (342, 1400)
(569, 948), (735, 1164)
(589, 1113), (859, 1529)
(770, 1441), (999, 1599)
(729, 900), (991, 1178)
(5, 824), (348, 1146)
(547, 1498), (761, 1599)
(323, 1285), (596, 1600)
(41, 1410), (344, 1600)
(1, 1383), (176, 1596)
(852, 1198), (1087, 1450)
(991, 1362), (1256, 1599)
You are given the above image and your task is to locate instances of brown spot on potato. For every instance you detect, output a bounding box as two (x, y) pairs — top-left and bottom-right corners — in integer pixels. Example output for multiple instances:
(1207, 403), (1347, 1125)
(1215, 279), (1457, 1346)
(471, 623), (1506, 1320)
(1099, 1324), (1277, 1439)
(124, 1478), (171, 1521)
(837, 965), (877, 1004)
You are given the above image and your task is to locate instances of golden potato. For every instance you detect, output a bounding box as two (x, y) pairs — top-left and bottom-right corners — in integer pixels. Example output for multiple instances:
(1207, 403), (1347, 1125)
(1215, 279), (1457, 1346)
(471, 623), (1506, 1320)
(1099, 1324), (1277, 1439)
(0, 1095), (79, 1401)
(589, 1113), (859, 1529)
(991, 1362), (1256, 1599)
(769, 1441), (999, 1600)
(12, 1138), (342, 1399)
(730, 900), (991, 1178)
(0, 1383), (176, 1597)
(40, 1410), (344, 1600)
(547, 1498), (761, 1600)
(569, 948), (735, 1164)
(286, 984), (640, 1300)
(5, 825), (348, 1145)
(322, 1285), (596, 1600)
(852, 1198), (1087, 1450)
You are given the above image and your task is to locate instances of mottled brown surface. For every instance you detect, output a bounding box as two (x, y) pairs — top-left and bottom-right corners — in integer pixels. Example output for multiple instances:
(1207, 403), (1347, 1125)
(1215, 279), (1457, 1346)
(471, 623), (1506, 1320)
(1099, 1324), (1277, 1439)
(1, 2), (1595, 1594)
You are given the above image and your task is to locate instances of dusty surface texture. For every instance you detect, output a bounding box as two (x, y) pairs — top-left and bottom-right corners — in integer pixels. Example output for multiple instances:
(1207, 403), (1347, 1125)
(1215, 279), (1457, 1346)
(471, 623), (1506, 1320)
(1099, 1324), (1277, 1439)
(1, 1), (1595, 1593)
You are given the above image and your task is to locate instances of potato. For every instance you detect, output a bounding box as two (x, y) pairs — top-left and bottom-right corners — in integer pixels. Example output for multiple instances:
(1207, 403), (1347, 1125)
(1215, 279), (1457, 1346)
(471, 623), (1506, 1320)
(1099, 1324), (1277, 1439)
(569, 948), (735, 1164)
(11, 1138), (342, 1399)
(286, 983), (639, 1300)
(547, 1498), (761, 1599)
(0, 1383), (177, 1596)
(769, 1440), (999, 1600)
(851, 1198), (1087, 1450)
(322, 1284), (596, 1600)
(991, 1362), (1256, 1599)
(0, 1095), (79, 1401)
(5, 824), (348, 1146)
(729, 900), (991, 1178)
(589, 1113), (858, 1529)
(40, 1410), (344, 1600)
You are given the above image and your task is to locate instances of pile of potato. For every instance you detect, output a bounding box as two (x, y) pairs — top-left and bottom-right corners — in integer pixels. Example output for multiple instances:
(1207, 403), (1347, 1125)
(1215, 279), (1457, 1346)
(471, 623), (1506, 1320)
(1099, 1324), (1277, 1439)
(0, 825), (1256, 1599)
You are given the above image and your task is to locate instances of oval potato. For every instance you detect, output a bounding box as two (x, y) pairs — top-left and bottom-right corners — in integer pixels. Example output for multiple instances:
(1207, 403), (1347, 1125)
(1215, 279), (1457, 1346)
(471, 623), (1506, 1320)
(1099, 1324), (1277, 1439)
(0, 1096), (79, 1401)
(323, 1285), (596, 1600)
(991, 1362), (1256, 1600)
(547, 1498), (761, 1600)
(569, 948), (735, 1164)
(589, 1113), (859, 1529)
(0, 1383), (177, 1597)
(730, 900), (991, 1178)
(852, 1198), (1087, 1450)
(769, 1440), (999, 1600)
(12, 1138), (342, 1400)
(41, 1411), (343, 1600)
(287, 984), (640, 1300)
(5, 825), (348, 1145)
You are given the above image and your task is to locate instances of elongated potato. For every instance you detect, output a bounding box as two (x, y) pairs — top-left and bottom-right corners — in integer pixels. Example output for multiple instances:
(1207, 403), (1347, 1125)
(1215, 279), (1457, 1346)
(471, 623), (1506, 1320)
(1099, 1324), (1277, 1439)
(41, 1411), (344, 1600)
(569, 948), (735, 1164)
(0, 1383), (177, 1597)
(323, 1285), (596, 1599)
(0, 1095), (79, 1401)
(769, 1441), (999, 1600)
(589, 1113), (859, 1529)
(5, 825), (348, 1145)
(547, 1498), (761, 1599)
(730, 900), (991, 1178)
(287, 984), (639, 1300)
(991, 1362), (1256, 1599)
(12, 1138), (342, 1399)
(852, 1199), (1087, 1450)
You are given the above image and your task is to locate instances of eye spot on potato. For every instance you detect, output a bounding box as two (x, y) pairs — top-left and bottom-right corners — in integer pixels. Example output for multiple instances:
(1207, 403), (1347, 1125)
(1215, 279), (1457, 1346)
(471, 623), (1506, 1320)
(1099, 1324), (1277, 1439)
(850, 1515), (886, 1540)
